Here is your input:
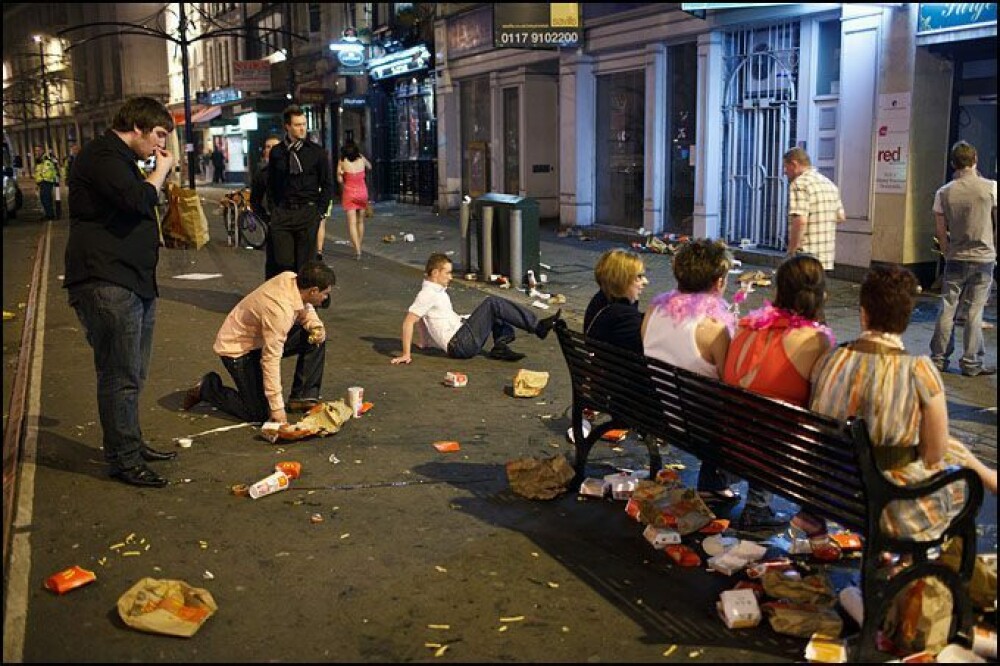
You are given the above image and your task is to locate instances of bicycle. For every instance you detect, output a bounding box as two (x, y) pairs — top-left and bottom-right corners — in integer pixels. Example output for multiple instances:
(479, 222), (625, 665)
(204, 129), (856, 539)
(219, 188), (268, 250)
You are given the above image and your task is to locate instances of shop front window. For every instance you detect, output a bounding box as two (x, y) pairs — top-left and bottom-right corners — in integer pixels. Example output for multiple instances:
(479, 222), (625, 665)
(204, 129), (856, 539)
(668, 43), (697, 234)
(595, 70), (645, 227)
(461, 77), (492, 197)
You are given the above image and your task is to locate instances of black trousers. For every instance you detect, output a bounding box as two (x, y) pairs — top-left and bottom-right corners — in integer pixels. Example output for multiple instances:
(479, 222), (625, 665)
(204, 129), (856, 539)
(266, 206), (320, 279)
(200, 324), (325, 422)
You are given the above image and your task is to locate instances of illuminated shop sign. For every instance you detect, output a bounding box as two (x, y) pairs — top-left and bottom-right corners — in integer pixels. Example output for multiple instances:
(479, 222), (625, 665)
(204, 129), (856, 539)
(917, 3), (997, 34)
(368, 45), (431, 80)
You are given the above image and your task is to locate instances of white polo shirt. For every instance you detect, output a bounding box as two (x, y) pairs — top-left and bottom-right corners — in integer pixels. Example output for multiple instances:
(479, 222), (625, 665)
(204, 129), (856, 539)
(407, 280), (463, 350)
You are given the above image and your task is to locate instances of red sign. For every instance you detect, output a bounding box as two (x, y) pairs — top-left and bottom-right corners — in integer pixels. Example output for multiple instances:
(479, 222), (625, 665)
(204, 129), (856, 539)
(233, 60), (271, 93)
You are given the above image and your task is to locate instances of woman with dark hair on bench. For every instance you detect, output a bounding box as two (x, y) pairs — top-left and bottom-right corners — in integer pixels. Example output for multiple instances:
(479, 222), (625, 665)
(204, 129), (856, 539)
(722, 254), (837, 552)
(809, 264), (997, 543)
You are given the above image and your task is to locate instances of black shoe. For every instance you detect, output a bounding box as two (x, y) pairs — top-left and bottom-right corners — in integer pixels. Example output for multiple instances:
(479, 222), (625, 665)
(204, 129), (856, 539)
(737, 506), (791, 531)
(535, 309), (562, 340)
(112, 464), (168, 488)
(182, 380), (203, 411)
(488, 345), (526, 362)
(315, 253), (324, 262)
(287, 397), (321, 412)
(961, 366), (997, 377)
(141, 443), (177, 462)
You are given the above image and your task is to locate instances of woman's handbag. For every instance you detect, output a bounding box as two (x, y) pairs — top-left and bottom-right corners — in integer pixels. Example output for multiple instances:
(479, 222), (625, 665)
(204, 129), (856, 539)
(364, 201), (374, 218)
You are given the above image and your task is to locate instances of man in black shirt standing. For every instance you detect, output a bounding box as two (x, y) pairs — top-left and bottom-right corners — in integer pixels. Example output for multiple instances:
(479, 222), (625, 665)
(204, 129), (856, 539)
(64, 97), (178, 488)
(266, 105), (334, 280)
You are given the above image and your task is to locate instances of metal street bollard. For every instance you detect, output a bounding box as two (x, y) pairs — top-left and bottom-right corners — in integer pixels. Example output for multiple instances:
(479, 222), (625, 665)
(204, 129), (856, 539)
(459, 199), (471, 272)
(510, 208), (523, 290)
(480, 205), (494, 281)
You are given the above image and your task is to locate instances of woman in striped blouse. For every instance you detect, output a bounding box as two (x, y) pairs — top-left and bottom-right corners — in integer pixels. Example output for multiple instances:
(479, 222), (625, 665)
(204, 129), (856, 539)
(809, 265), (996, 541)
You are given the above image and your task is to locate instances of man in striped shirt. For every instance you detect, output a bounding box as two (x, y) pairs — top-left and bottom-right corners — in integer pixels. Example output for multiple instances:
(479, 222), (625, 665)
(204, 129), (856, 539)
(783, 147), (845, 271)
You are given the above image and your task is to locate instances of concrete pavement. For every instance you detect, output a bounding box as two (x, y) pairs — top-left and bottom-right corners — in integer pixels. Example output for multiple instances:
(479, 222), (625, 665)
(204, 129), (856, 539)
(2, 182), (996, 662)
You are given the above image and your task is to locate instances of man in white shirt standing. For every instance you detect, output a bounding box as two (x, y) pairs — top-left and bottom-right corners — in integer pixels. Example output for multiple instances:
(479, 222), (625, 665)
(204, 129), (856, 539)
(391, 253), (561, 365)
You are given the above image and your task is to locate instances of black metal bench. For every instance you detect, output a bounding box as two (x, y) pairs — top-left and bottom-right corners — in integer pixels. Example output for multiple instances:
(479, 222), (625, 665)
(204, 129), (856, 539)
(555, 320), (984, 660)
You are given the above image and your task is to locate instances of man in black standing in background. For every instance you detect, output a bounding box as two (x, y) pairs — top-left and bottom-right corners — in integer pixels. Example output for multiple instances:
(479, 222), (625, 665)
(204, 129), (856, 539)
(64, 96), (178, 488)
(266, 105), (334, 280)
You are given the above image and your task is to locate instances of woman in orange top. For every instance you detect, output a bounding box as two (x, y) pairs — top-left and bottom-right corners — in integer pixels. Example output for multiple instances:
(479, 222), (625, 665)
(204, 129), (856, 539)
(722, 255), (838, 556)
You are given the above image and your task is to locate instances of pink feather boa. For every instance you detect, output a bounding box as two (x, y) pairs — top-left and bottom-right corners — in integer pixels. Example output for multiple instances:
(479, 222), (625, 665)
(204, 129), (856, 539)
(648, 290), (736, 334)
(739, 301), (836, 345)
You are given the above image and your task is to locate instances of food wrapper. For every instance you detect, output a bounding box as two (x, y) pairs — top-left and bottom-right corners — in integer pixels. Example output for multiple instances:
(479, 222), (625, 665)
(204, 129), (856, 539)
(717, 589), (762, 629)
(831, 532), (862, 551)
(601, 429), (629, 442)
(625, 498), (644, 522)
(117, 577), (217, 638)
(444, 371), (468, 388)
(433, 441), (461, 453)
(940, 540), (996, 610)
(604, 472), (640, 500)
(45, 565), (96, 595)
(746, 558), (795, 579)
(665, 544), (702, 567)
(804, 634), (848, 663)
(512, 369), (550, 398)
(708, 552), (751, 577)
(639, 498), (679, 529)
(506, 454), (575, 500)
(699, 518), (730, 534)
(643, 525), (681, 549)
(275, 461), (302, 480)
(762, 569), (836, 606)
(654, 468), (681, 486)
(296, 399), (354, 435)
(883, 577), (953, 654)
(660, 487), (715, 535)
(631, 480), (668, 503)
(761, 601), (843, 638)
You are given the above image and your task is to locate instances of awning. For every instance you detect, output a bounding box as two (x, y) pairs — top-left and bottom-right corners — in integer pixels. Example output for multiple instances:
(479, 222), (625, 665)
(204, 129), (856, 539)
(175, 105), (222, 126)
(191, 105), (222, 124)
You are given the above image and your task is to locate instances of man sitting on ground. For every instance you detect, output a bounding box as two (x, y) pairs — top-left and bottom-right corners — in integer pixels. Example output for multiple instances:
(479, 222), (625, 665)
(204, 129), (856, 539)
(182, 261), (335, 423)
(390, 253), (561, 365)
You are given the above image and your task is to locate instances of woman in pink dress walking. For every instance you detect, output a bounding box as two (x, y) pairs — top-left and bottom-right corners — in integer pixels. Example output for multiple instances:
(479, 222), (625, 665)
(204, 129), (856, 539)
(337, 141), (373, 260)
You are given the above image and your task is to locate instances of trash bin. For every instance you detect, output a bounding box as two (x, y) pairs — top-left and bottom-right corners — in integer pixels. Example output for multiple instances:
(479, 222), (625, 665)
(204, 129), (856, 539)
(473, 193), (540, 286)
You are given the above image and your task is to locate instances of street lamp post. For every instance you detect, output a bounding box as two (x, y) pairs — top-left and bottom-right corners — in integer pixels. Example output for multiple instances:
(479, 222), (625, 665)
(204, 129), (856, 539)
(33, 35), (54, 152)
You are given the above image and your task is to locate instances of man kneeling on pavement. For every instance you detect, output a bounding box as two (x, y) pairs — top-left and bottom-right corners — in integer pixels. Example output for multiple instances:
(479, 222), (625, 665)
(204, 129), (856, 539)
(391, 253), (561, 365)
(183, 261), (335, 423)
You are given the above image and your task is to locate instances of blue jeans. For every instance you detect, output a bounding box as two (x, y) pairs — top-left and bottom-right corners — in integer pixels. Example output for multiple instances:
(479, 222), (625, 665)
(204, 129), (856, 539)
(68, 281), (156, 474)
(931, 259), (995, 373)
(446, 295), (540, 359)
(200, 324), (326, 422)
(39, 181), (55, 219)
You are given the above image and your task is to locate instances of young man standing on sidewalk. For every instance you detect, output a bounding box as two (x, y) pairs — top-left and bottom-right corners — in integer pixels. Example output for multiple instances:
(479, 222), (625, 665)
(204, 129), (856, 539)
(64, 97), (177, 488)
(930, 140), (997, 377)
(391, 253), (561, 365)
(33, 145), (60, 220)
(265, 105), (334, 280)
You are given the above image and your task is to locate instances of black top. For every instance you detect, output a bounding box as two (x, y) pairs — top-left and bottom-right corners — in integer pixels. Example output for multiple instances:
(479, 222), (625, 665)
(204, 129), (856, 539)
(250, 165), (270, 221)
(267, 139), (334, 214)
(64, 130), (161, 299)
(583, 290), (644, 355)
